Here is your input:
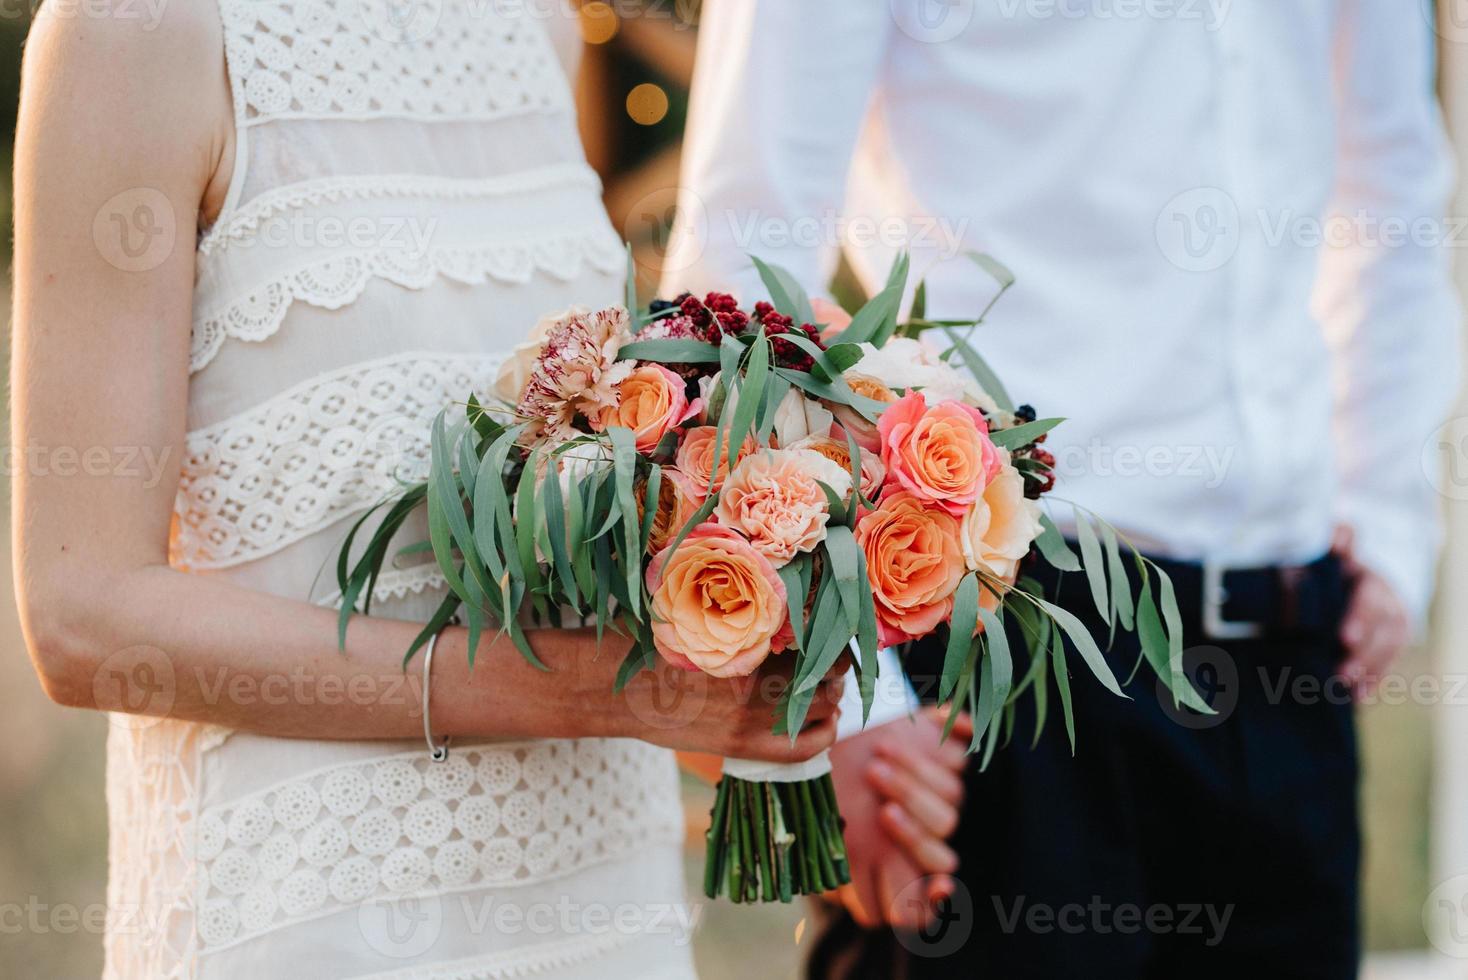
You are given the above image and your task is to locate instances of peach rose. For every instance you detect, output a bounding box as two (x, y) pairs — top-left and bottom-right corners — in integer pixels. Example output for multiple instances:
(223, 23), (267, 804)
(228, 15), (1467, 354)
(788, 433), (886, 502)
(675, 425), (757, 499)
(856, 491), (966, 647)
(877, 392), (1003, 516)
(830, 374), (899, 452)
(645, 523), (789, 678)
(640, 467), (705, 554)
(596, 363), (700, 452)
(960, 451), (1043, 573)
(714, 449), (851, 566)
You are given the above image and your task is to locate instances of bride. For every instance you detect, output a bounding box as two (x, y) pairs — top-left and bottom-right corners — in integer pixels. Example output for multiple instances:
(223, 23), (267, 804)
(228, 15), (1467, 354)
(11, 1), (963, 977)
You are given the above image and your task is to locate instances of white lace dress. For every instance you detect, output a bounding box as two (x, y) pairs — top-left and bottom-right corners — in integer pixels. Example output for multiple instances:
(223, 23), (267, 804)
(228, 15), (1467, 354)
(102, 2), (694, 977)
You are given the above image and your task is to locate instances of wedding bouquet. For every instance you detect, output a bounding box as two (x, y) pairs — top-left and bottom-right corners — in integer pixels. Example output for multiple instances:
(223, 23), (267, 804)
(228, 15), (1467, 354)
(335, 251), (1207, 904)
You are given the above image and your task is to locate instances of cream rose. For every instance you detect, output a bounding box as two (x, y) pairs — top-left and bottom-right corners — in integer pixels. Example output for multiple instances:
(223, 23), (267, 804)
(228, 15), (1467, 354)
(959, 452), (1043, 573)
(714, 449), (852, 566)
(854, 337), (1000, 414)
(770, 388), (835, 448)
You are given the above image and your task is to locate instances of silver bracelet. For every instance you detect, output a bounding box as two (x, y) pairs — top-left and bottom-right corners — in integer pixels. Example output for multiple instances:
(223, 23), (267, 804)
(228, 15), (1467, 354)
(422, 625), (452, 763)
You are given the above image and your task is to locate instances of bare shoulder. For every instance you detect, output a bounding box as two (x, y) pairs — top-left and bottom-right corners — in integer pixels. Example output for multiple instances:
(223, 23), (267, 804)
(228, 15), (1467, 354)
(20, 0), (234, 216)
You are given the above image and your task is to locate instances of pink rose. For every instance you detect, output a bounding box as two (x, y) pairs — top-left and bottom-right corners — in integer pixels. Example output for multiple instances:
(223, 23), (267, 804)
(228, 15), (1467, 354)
(714, 449), (852, 566)
(877, 392), (1003, 516)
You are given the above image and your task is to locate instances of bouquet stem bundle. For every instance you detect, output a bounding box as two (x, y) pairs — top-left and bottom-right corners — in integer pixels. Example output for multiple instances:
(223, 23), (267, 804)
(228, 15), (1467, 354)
(704, 768), (848, 903)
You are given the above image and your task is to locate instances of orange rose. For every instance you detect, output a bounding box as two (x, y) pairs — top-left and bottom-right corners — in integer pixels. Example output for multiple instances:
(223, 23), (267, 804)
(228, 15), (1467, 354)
(675, 426), (757, 499)
(877, 392), (1002, 516)
(596, 363), (700, 452)
(645, 523), (789, 678)
(856, 491), (966, 647)
(641, 467), (704, 554)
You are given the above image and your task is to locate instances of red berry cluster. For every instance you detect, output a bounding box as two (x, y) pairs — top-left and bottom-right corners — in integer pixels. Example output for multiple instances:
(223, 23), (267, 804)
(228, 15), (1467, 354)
(677, 292), (750, 343)
(752, 302), (824, 371)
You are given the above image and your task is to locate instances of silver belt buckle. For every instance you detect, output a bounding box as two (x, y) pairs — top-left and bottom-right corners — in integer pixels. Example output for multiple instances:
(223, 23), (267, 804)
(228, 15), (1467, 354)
(1202, 561), (1263, 640)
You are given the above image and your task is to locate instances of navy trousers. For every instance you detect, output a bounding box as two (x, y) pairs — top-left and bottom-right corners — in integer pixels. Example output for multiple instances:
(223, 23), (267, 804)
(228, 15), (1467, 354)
(812, 555), (1360, 979)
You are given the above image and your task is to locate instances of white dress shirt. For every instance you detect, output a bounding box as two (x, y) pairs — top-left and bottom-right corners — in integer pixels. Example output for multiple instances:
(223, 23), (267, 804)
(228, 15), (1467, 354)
(660, 0), (1461, 625)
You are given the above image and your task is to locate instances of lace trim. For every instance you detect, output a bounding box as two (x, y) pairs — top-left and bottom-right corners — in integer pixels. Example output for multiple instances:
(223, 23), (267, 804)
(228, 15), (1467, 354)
(172, 351), (506, 570)
(190, 230), (623, 374)
(191, 740), (683, 953)
(219, 0), (571, 126)
(198, 166), (602, 256)
(314, 561), (448, 609)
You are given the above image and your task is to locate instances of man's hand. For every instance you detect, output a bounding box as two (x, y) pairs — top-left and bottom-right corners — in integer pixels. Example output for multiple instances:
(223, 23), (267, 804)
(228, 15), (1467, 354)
(1333, 525), (1412, 700)
(828, 708), (971, 930)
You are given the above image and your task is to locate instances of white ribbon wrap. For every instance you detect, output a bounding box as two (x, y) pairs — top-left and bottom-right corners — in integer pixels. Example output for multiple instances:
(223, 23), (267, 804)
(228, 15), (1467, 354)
(722, 646), (920, 782)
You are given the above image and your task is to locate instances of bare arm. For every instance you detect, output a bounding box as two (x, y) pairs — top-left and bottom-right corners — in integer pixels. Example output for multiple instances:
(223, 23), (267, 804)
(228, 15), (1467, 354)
(10, 9), (836, 761)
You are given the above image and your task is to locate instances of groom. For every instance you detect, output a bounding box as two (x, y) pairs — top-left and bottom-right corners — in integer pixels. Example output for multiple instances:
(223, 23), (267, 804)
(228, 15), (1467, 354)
(658, 1), (1459, 975)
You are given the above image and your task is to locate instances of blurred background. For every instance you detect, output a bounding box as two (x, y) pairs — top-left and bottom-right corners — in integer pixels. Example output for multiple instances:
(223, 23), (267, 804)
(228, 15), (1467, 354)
(2, 2), (1467, 977)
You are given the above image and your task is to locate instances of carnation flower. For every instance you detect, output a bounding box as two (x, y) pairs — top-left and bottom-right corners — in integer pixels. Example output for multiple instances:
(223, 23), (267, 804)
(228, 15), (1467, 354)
(714, 449), (851, 566)
(515, 307), (635, 445)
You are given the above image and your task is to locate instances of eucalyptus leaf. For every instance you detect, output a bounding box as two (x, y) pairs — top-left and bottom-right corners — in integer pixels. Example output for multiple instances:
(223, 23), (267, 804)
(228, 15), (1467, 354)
(618, 338), (722, 364)
(989, 418), (1064, 450)
(942, 574), (980, 702)
(1074, 507), (1111, 626)
(1035, 513), (1082, 572)
(1035, 598), (1125, 698)
(751, 255), (817, 326)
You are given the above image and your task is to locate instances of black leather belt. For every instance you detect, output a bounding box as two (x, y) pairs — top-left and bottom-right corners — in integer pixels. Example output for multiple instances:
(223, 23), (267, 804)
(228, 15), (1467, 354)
(1140, 552), (1350, 641)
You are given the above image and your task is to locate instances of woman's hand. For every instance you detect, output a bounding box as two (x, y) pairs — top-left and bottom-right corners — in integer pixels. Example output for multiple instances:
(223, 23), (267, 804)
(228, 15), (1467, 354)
(603, 648), (845, 763)
(829, 708), (972, 929)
